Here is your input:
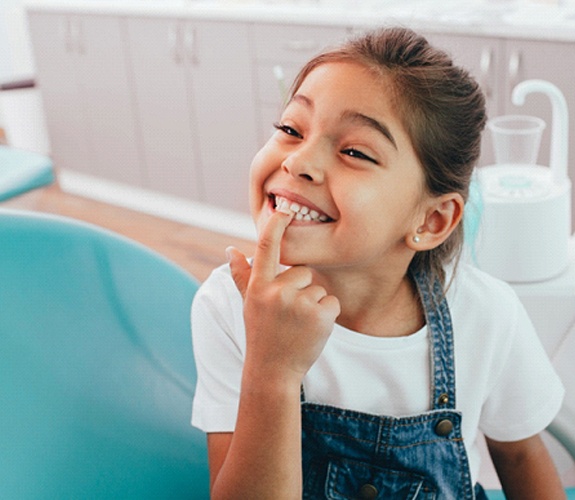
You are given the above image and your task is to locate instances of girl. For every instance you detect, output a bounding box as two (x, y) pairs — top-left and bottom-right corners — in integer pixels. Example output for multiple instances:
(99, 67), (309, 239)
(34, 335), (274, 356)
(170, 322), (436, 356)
(191, 27), (565, 498)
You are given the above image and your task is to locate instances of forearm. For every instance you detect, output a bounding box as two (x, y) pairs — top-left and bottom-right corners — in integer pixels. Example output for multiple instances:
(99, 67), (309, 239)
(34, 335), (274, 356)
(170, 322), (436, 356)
(487, 435), (566, 500)
(211, 364), (303, 500)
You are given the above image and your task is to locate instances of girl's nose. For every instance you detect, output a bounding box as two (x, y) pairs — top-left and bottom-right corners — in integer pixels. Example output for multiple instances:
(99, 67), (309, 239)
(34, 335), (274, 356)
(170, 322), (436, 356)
(281, 146), (326, 183)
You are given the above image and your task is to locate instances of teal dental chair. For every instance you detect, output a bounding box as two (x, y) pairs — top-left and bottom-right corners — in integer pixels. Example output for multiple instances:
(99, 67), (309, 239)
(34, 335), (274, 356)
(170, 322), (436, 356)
(0, 146), (54, 201)
(0, 210), (209, 499)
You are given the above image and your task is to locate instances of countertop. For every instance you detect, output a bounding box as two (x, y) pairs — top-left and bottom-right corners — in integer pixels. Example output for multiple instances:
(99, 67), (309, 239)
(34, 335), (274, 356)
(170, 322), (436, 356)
(24, 0), (575, 43)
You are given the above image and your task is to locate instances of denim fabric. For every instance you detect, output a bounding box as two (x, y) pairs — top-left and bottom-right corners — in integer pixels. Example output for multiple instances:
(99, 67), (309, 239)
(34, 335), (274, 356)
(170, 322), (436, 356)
(301, 270), (477, 499)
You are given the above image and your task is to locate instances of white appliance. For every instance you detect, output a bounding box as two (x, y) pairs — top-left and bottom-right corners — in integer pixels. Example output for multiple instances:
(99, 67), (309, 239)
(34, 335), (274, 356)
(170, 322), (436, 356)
(475, 79), (572, 283)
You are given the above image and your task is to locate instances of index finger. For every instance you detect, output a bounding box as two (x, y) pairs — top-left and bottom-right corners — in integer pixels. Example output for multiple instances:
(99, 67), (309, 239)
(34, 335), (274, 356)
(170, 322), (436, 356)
(251, 210), (294, 282)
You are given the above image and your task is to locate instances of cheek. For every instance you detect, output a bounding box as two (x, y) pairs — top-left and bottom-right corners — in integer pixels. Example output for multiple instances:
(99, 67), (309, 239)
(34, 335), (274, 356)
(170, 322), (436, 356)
(248, 149), (271, 212)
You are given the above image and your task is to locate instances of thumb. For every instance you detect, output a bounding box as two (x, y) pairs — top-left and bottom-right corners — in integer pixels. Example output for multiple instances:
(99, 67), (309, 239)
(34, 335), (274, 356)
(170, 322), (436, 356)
(226, 246), (251, 298)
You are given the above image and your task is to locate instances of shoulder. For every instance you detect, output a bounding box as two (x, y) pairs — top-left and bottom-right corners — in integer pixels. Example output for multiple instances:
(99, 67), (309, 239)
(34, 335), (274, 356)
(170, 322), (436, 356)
(192, 263), (244, 336)
(193, 263), (240, 308)
(446, 262), (522, 320)
(445, 262), (532, 362)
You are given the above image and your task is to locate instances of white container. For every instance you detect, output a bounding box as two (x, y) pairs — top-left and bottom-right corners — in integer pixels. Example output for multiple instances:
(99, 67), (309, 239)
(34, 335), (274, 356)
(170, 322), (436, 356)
(476, 164), (571, 282)
(475, 80), (572, 283)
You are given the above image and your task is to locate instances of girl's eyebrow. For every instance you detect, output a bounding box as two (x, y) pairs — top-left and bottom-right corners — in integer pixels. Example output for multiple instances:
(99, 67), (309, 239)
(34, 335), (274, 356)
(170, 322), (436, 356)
(289, 93), (313, 108)
(288, 93), (397, 150)
(341, 110), (398, 150)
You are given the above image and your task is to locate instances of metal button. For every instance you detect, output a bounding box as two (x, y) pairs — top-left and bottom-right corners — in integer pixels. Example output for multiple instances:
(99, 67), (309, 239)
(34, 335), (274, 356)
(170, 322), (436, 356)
(437, 393), (449, 405)
(435, 418), (454, 436)
(359, 483), (378, 499)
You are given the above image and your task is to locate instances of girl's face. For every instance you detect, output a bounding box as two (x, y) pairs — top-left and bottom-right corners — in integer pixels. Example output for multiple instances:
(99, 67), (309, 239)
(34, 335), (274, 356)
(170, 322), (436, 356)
(249, 61), (429, 272)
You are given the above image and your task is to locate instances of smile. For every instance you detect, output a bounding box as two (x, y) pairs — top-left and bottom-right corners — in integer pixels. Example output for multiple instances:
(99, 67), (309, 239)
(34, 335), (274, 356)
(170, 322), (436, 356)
(273, 195), (333, 223)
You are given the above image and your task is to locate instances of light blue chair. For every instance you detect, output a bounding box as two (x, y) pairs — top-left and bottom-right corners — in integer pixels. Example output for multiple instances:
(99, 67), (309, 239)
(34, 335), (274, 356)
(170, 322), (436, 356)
(0, 146), (54, 201)
(0, 209), (209, 499)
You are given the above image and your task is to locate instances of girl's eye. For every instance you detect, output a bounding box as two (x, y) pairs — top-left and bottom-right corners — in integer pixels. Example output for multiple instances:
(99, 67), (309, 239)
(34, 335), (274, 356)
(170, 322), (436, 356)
(342, 148), (378, 164)
(273, 122), (303, 139)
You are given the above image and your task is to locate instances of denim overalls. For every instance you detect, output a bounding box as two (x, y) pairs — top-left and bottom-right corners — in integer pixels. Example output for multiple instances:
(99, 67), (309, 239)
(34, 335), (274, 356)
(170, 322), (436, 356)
(301, 270), (487, 499)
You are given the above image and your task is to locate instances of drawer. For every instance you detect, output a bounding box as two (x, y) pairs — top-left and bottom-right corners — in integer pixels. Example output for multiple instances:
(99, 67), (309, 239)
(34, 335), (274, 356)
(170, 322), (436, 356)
(251, 23), (350, 64)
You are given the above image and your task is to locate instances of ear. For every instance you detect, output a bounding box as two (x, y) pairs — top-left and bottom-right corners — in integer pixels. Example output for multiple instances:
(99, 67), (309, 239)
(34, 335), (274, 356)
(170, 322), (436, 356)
(407, 193), (464, 251)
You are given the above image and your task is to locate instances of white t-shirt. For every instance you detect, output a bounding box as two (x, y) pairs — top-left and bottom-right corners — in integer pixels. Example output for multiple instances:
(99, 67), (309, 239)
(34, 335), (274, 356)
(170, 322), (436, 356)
(191, 262), (564, 484)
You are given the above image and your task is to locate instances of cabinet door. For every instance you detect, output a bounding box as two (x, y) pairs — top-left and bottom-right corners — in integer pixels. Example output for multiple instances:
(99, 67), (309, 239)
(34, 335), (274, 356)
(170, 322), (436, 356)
(422, 33), (502, 166)
(126, 17), (203, 200)
(75, 15), (143, 186)
(27, 11), (93, 174)
(28, 12), (144, 185)
(252, 24), (351, 145)
(188, 20), (258, 213)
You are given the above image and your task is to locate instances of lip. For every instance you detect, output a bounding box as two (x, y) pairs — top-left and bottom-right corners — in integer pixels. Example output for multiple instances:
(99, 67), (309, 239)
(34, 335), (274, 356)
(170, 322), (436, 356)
(267, 188), (336, 222)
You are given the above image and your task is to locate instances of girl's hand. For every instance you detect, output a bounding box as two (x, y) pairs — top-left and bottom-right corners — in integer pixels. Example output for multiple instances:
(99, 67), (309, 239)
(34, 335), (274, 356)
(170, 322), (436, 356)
(227, 211), (340, 385)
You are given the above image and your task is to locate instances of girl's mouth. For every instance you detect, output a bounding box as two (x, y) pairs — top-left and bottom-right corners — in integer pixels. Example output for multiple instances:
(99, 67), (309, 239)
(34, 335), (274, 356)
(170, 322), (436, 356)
(271, 195), (334, 223)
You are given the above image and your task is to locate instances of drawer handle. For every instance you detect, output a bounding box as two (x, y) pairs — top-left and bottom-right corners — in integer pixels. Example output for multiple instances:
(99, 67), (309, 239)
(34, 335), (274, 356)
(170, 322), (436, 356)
(508, 50), (522, 90)
(184, 26), (198, 65)
(479, 47), (493, 100)
(283, 39), (319, 52)
(273, 64), (288, 103)
(62, 17), (82, 54)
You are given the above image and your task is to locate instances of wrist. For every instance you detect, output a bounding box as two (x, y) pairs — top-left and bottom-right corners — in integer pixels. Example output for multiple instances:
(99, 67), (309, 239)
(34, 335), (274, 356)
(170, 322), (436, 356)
(241, 358), (303, 400)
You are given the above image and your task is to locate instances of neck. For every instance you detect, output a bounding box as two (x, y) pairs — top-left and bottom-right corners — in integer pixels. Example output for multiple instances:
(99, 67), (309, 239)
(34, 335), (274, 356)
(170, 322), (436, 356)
(311, 264), (425, 338)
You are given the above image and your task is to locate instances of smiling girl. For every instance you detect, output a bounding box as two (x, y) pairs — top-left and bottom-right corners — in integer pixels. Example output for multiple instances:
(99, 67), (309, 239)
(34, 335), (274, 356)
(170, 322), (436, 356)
(191, 27), (565, 498)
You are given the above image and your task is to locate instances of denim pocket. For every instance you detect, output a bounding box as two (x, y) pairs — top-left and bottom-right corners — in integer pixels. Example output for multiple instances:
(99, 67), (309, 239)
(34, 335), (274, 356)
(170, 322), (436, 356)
(325, 457), (437, 499)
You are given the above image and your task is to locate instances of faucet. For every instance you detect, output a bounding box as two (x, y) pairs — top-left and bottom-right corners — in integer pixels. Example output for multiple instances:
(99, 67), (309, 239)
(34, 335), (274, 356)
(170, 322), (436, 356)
(512, 79), (569, 185)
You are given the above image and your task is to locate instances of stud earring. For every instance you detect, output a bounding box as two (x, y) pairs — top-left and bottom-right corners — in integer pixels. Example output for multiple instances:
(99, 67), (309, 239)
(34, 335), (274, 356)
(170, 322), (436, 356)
(413, 235), (421, 243)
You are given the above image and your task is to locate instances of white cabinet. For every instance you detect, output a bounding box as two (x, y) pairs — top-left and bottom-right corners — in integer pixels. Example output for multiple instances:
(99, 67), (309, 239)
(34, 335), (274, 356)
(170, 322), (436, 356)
(424, 34), (575, 171)
(26, 7), (575, 221)
(422, 33), (575, 228)
(27, 11), (144, 186)
(422, 33), (502, 167)
(126, 18), (258, 212)
(251, 23), (351, 145)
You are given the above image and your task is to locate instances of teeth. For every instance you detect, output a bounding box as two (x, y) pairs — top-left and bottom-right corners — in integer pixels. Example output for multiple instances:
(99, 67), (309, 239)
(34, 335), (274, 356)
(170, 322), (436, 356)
(276, 198), (292, 215)
(274, 196), (329, 222)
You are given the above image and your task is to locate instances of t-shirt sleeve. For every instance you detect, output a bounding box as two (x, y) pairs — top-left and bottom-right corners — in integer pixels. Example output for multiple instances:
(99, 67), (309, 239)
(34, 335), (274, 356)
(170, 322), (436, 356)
(191, 266), (245, 433)
(479, 294), (565, 442)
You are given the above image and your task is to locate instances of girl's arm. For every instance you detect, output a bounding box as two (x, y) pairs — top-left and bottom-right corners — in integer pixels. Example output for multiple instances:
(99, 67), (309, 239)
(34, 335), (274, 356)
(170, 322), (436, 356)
(208, 210), (339, 499)
(486, 433), (566, 499)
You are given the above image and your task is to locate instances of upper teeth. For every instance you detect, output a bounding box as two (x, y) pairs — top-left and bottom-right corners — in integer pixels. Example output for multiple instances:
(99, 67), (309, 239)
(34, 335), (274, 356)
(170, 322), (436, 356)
(275, 196), (329, 222)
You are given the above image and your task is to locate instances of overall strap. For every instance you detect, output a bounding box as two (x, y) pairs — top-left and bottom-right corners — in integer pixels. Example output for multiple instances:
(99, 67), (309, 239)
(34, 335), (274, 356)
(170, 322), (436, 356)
(411, 269), (457, 411)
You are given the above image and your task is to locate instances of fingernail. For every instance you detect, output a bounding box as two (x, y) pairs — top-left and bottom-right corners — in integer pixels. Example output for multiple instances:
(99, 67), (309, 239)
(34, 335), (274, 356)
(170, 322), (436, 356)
(225, 246), (234, 262)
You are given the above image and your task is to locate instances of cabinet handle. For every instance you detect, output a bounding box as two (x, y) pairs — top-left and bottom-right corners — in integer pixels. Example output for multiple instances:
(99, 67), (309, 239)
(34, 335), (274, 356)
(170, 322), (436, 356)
(479, 47), (493, 99)
(62, 17), (72, 53)
(273, 64), (288, 103)
(283, 39), (319, 52)
(169, 23), (183, 64)
(75, 19), (84, 55)
(184, 26), (198, 65)
(508, 50), (522, 90)
(62, 17), (81, 54)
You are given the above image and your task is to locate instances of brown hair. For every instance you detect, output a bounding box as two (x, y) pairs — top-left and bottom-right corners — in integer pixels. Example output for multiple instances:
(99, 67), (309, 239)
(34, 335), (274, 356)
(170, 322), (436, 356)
(288, 27), (487, 284)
